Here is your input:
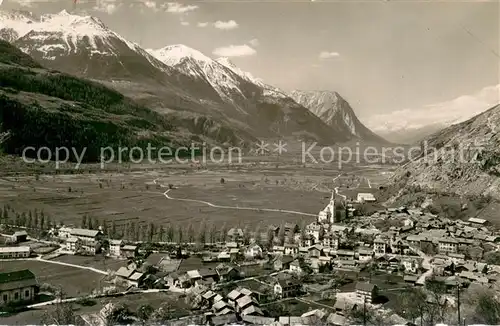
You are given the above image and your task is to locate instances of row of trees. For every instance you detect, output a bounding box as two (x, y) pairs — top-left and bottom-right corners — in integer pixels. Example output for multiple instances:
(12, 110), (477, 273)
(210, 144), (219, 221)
(2, 202), (306, 249)
(1, 205), (54, 232)
(392, 278), (500, 326)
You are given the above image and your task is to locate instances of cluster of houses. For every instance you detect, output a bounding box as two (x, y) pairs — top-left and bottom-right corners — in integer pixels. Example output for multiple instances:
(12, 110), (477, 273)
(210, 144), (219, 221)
(4, 190), (500, 325)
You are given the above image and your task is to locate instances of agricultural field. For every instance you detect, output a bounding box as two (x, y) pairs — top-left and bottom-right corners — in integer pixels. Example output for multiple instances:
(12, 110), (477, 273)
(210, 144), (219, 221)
(0, 157), (396, 231)
(51, 254), (128, 272)
(1, 261), (107, 297)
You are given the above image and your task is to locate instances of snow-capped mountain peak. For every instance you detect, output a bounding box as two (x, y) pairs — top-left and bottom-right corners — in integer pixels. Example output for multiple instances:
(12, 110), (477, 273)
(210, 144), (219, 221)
(215, 57), (236, 69)
(147, 44), (213, 67)
(290, 90), (387, 143)
(215, 56), (264, 86)
(0, 9), (145, 60)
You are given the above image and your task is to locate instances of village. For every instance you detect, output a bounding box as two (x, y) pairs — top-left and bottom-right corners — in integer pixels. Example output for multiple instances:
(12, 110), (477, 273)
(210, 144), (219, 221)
(1, 190), (500, 326)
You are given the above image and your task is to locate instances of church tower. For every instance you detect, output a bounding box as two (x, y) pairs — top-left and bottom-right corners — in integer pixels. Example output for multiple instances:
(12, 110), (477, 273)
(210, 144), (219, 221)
(328, 191), (335, 224)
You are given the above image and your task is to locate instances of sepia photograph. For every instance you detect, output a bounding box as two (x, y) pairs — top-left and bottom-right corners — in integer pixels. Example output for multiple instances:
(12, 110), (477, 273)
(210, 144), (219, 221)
(0, 0), (498, 325)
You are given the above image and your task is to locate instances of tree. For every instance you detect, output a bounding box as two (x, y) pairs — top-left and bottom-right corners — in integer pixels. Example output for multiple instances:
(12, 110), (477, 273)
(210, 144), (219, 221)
(187, 223), (195, 243)
(267, 228), (275, 250)
(166, 224), (174, 243)
(40, 291), (80, 326)
(150, 303), (173, 323)
(147, 223), (155, 242)
(197, 221), (206, 246)
(254, 224), (262, 246)
(102, 219), (109, 236)
(471, 290), (500, 324)
(300, 220), (307, 245)
(34, 210), (39, 230)
(40, 211), (45, 230)
(20, 212), (27, 227)
(137, 304), (154, 325)
(81, 214), (87, 229)
(425, 277), (449, 324)
(140, 224), (147, 242)
(242, 225), (251, 245)
(157, 225), (165, 242)
(177, 225), (184, 244)
(220, 177), (225, 184)
(277, 222), (286, 245)
(220, 223), (228, 243)
(110, 220), (117, 239)
(208, 223), (217, 244)
(27, 213), (33, 228)
(395, 287), (428, 324)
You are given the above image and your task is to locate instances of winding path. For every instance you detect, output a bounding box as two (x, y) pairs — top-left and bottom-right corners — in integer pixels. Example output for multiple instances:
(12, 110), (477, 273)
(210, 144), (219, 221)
(153, 179), (317, 217)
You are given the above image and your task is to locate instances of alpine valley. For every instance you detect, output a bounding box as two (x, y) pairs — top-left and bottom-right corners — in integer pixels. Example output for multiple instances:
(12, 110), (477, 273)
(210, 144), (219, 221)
(0, 9), (386, 158)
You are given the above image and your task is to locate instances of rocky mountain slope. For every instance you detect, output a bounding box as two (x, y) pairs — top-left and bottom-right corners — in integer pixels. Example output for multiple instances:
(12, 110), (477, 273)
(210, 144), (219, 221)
(387, 104), (500, 201)
(368, 84), (500, 144)
(0, 9), (354, 145)
(290, 90), (388, 143)
(0, 40), (195, 162)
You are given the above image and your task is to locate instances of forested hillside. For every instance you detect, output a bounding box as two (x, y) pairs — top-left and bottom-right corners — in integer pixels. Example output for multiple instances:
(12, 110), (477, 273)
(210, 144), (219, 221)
(0, 40), (193, 162)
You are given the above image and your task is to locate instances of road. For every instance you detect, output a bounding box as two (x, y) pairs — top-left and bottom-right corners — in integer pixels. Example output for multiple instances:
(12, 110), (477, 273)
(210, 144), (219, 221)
(1, 256), (108, 275)
(153, 179), (317, 217)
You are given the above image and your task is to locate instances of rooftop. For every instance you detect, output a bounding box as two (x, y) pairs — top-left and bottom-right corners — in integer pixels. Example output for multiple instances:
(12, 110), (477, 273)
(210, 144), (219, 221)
(70, 228), (101, 238)
(0, 269), (37, 291)
(355, 282), (376, 293)
(0, 246), (30, 253)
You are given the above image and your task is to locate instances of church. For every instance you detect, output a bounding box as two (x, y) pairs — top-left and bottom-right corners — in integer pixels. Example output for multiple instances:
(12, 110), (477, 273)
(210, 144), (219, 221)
(318, 191), (336, 224)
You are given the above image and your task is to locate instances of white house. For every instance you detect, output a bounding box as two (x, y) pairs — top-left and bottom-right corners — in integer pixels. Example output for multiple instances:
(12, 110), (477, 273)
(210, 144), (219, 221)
(357, 248), (373, 262)
(357, 193), (376, 203)
(0, 246), (31, 259)
(65, 237), (81, 254)
(322, 232), (339, 249)
(284, 244), (299, 256)
(305, 222), (322, 242)
(401, 257), (419, 274)
(58, 226), (73, 239)
(373, 237), (387, 255)
(438, 238), (458, 254)
(109, 240), (123, 257)
(244, 244), (263, 259)
(289, 260), (303, 274)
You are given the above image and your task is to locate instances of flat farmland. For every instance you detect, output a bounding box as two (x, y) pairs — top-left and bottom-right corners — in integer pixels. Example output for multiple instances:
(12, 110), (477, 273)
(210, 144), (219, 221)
(0, 161), (395, 229)
(1, 261), (106, 297)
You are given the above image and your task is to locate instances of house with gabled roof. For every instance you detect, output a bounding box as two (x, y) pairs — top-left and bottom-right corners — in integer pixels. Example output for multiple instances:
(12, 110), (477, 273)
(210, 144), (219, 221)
(355, 282), (378, 303)
(0, 269), (38, 306)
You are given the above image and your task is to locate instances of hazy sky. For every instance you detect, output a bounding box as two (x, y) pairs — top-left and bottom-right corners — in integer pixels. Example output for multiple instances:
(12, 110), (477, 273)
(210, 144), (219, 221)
(3, 0), (499, 122)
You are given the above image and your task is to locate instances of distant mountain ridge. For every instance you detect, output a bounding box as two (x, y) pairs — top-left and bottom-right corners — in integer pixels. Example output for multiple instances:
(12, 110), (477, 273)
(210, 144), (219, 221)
(290, 90), (388, 143)
(368, 84), (500, 144)
(0, 9), (382, 146)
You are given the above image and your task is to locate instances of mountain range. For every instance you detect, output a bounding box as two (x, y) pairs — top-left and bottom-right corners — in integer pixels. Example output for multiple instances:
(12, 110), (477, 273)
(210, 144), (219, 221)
(381, 103), (500, 220)
(0, 9), (385, 150)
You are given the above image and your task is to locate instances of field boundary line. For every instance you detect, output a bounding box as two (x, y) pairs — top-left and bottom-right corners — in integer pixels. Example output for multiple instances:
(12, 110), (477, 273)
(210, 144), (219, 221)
(1, 257), (108, 275)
